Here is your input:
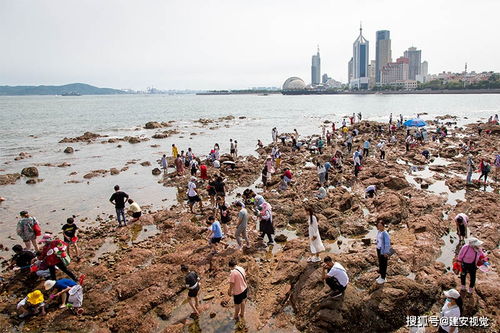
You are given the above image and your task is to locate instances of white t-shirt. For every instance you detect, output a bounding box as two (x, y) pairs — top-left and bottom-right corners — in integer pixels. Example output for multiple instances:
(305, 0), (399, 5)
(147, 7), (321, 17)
(187, 181), (197, 197)
(213, 160), (220, 168)
(326, 262), (349, 287)
(129, 202), (141, 213)
(440, 300), (460, 332)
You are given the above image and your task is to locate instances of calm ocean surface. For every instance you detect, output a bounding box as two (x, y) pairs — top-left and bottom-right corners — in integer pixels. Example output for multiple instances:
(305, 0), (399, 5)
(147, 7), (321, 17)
(0, 94), (499, 247)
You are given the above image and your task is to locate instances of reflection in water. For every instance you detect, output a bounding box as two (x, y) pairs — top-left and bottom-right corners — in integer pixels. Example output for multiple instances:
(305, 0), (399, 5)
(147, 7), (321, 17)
(436, 231), (462, 270)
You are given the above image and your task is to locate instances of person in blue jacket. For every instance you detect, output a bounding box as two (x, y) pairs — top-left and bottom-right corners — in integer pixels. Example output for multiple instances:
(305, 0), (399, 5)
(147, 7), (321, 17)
(375, 221), (391, 284)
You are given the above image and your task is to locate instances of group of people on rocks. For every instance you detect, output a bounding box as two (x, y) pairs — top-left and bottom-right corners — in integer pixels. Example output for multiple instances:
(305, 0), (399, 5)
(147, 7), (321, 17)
(10, 210), (85, 318)
(7, 112), (495, 331)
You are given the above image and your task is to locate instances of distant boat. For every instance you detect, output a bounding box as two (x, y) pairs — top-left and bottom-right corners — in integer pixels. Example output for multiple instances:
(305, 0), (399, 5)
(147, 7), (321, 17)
(61, 92), (81, 96)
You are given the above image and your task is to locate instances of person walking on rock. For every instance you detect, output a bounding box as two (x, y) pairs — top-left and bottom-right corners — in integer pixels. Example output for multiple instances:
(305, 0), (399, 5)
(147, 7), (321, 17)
(437, 289), (463, 333)
(466, 154), (475, 185)
(228, 259), (248, 322)
(38, 233), (77, 281)
(16, 211), (40, 251)
(181, 264), (201, 317)
(306, 206), (325, 262)
(376, 221), (391, 284)
(455, 213), (468, 242)
(161, 154), (168, 172)
(234, 201), (250, 250)
(109, 185), (129, 227)
(259, 201), (274, 245)
(322, 256), (349, 298)
(457, 237), (484, 293)
(187, 177), (203, 214)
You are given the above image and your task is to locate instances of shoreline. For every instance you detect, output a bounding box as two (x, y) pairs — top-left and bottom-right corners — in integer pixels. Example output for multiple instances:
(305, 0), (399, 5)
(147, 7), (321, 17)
(0, 116), (499, 332)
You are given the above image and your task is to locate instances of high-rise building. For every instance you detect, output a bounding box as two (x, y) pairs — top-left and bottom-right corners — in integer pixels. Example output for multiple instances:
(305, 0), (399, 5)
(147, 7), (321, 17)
(421, 61), (428, 76)
(375, 30), (391, 83)
(381, 57), (409, 84)
(404, 47), (422, 80)
(311, 46), (321, 85)
(348, 57), (353, 83)
(350, 25), (369, 90)
(368, 60), (376, 89)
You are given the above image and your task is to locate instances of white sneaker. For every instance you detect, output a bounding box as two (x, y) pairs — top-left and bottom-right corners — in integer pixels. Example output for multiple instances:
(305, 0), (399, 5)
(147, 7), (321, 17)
(307, 257), (313, 262)
(376, 277), (386, 284)
(312, 257), (322, 262)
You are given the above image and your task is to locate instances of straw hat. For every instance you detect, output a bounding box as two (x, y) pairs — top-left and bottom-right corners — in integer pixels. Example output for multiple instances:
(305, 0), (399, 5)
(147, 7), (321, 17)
(27, 290), (44, 305)
(44, 280), (56, 290)
(443, 289), (460, 299)
(468, 237), (484, 247)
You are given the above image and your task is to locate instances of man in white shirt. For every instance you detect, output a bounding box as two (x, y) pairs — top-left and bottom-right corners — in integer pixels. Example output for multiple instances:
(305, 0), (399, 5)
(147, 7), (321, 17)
(322, 256), (349, 298)
(187, 177), (203, 214)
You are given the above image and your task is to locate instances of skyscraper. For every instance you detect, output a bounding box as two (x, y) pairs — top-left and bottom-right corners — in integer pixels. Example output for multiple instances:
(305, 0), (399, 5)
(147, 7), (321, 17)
(421, 61), (428, 76)
(348, 57), (353, 83)
(311, 46), (321, 85)
(350, 25), (369, 90)
(381, 57), (409, 84)
(404, 47), (422, 80)
(375, 30), (391, 83)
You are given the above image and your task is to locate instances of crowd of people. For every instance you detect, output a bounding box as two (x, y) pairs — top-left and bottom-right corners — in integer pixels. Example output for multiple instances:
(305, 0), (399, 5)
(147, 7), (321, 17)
(6, 113), (496, 331)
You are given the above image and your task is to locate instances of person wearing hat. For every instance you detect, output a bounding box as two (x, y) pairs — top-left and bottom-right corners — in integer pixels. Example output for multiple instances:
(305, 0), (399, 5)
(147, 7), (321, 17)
(457, 237), (484, 293)
(44, 278), (80, 309)
(454, 213), (469, 242)
(187, 176), (203, 214)
(38, 233), (77, 281)
(16, 211), (40, 251)
(17, 290), (46, 318)
(438, 289), (463, 333)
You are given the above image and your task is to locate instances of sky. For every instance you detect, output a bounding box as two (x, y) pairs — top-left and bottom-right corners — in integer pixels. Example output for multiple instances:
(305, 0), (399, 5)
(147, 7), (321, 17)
(1, 0), (499, 90)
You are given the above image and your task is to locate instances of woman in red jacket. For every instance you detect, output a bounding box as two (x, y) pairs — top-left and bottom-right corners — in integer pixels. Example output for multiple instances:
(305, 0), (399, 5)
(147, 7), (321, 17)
(38, 233), (77, 281)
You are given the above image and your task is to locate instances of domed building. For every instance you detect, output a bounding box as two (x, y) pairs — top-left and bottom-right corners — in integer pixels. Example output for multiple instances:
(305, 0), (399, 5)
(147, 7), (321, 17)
(282, 77), (306, 90)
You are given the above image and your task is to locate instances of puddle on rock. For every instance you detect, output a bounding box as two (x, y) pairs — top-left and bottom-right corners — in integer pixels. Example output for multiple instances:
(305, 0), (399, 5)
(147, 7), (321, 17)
(430, 157), (452, 166)
(436, 231), (461, 270)
(325, 226), (377, 254)
(130, 224), (160, 244)
(92, 237), (119, 263)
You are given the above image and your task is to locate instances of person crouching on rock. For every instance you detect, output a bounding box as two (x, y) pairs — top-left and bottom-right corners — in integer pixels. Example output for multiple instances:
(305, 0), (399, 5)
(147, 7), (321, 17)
(321, 256), (349, 298)
(44, 279), (84, 314)
(127, 199), (142, 223)
(365, 185), (377, 198)
(181, 264), (201, 317)
(17, 290), (46, 318)
(454, 213), (468, 242)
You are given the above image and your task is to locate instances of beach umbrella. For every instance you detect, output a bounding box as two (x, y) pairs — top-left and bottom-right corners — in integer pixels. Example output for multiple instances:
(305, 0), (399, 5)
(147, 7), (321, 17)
(403, 118), (427, 127)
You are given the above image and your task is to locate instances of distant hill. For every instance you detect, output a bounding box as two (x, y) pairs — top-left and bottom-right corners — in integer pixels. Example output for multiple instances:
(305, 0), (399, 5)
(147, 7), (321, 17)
(0, 83), (127, 96)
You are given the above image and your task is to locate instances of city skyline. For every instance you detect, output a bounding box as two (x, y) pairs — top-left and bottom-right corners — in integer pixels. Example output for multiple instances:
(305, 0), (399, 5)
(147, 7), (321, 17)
(1, 0), (499, 90)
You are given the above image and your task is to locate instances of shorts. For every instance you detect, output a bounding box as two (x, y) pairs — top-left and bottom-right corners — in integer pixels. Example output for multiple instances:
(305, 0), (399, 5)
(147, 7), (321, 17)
(233, 288), (248, 305)
(132, 212), (142, 218)
(216, 191), (225, 197)
(188, 195), (201, 203)
(230, 149), (236, 154)
(211, 237), (222, 244)
(188, 285), (200, 298)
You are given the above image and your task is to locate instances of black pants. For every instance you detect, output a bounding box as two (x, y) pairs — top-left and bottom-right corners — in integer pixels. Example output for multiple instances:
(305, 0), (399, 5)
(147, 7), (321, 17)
(461, 262), (477, 288)
(325, 276), (346, 294)
(49, 262), (77, 281)
(380, 150), (385, 159)
(347, 143), (352, 152)
(260, 232), (273, 243)
(405, 142), (410, 152)
(354, 164), (360, 177)
(377, 249), (388, 279)
(479, 172), (489, 183)
(363, 148), (369, 157)
(325, 171), (329, 181)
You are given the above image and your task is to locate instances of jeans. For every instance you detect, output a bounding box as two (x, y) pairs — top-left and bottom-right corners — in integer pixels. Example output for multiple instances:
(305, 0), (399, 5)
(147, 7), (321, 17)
(461, 262), (477, 288)
(466, 171), (473, 184)
(363, 148), (369, 157)
(377, 249), (388, 279)
(49, 262), (77, 281)
(116, 208), (126, 225)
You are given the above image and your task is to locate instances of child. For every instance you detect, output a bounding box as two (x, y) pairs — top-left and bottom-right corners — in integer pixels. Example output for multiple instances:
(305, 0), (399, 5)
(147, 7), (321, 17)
(127, 199), (142, 222)
(17, 290), (46, 318)
(62, 217), (80, 258)
(207, 216), (223, 254)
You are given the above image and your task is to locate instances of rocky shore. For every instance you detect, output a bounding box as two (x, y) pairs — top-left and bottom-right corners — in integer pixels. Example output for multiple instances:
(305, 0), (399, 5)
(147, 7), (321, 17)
(0, 118), (499, 333)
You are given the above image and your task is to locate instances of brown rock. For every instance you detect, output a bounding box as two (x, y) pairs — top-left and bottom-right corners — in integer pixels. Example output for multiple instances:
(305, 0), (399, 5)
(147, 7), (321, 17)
(152, 168), (161, 175)
(110, 168), (120, 175)
(64, 146), (74, 154)
(0, 173), (21, 185)
(21, 166), (39, 178)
